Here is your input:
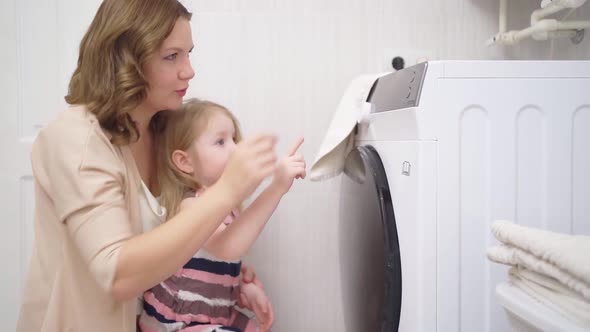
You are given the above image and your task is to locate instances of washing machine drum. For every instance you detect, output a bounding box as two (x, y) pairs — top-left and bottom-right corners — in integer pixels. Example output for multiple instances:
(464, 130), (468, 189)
(339, 146), (402, 332)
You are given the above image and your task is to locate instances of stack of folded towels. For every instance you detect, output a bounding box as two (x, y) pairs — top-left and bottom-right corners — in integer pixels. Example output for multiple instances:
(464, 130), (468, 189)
(487, 220), (590, 327)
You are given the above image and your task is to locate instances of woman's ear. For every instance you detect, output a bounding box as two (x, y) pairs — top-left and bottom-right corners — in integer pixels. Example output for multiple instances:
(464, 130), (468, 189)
(171, 149), (194, 174)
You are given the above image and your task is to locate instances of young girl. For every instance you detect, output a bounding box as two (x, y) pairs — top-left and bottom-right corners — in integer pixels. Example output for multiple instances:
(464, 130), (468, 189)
(139, 99), (306, 332)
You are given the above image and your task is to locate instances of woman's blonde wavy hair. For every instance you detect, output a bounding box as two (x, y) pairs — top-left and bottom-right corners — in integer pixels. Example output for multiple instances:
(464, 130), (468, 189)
(65, 0), (191, 145)
(151, 99), (243, 219)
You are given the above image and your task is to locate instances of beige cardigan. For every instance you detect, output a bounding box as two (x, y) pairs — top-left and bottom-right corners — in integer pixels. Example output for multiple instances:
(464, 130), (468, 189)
(17, 106), (143, 332)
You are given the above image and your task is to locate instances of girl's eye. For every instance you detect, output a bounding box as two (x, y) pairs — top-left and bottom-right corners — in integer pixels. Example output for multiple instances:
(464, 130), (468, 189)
(216, 139), (225, 146)
(164, 53), (178, 61)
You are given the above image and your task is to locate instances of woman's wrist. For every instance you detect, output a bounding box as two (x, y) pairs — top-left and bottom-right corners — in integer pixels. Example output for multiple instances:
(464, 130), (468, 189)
(208, 179), (243, 211)
(267, 181), (287, 197)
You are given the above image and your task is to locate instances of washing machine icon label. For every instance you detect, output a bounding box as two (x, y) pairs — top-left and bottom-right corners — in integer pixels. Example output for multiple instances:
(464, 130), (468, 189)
(402, 161), (411, 176)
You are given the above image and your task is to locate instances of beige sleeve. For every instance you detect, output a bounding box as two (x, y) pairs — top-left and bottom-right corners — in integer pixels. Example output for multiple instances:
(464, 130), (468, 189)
(31, 118), (133, 292)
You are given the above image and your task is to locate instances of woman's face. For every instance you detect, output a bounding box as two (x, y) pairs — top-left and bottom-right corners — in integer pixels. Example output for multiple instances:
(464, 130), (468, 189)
(143, 18), (194, 112)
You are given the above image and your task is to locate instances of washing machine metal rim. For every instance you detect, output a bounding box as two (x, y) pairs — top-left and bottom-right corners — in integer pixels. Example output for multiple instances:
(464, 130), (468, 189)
(342, 145), (403, 332)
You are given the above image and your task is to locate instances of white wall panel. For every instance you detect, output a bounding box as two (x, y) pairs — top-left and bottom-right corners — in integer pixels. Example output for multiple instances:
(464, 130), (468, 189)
(16, 0), (61, 136)
(0, 0), (23, 329)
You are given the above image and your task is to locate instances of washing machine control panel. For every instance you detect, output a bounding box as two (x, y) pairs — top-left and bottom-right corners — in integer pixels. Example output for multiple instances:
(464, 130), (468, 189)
(367, 61), (427, 113)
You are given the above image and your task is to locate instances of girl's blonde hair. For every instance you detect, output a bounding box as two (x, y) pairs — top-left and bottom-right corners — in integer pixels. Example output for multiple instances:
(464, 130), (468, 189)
(152, 98), (242, 219)
(66, 0), (191, 145)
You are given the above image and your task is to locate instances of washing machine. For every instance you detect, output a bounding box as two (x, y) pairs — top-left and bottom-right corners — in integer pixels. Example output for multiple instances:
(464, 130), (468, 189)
(338, 60), (590, 332)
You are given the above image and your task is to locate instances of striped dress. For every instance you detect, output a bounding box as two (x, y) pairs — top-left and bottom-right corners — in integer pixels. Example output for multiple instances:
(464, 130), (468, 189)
(138, 208), (259, 332)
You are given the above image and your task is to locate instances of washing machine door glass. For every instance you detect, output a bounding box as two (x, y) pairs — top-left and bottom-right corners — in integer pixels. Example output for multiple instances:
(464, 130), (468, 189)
(339, 145), (402, 332)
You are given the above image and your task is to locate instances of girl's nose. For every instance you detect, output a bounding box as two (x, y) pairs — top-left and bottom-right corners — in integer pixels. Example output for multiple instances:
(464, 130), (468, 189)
(228, 140), (237, 152)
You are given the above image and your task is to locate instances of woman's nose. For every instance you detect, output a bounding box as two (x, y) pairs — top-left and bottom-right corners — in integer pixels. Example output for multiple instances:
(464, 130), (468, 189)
(180, 58), (195, 80)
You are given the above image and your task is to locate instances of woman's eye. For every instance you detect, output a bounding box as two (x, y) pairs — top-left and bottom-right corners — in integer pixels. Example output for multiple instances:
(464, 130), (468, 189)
(216, 139), (225, 146)
(164, 53), (178, 61)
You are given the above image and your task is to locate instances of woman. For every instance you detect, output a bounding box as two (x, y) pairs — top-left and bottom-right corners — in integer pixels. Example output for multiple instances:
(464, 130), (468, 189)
(16, 1), (277, 331)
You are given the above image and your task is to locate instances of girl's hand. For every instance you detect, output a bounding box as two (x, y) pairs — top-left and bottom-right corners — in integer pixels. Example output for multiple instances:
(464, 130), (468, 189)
(270, 137), (306, 195)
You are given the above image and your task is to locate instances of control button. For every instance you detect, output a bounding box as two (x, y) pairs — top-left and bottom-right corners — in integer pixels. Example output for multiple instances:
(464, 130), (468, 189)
(392, 56), (405, 70)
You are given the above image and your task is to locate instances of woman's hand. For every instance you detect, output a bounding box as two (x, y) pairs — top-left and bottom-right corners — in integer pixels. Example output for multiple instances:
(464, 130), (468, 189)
(270, 137), (306, 195)
(240, 265), (261, 286)
(238, 265), (274, 331)
(239, 282), (274, 332)
(218, 134), (278, 205)
(238, 265), (265, 309)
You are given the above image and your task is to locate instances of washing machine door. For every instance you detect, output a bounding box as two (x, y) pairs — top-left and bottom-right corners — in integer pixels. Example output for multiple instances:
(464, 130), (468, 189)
(339, 145), (402, 332)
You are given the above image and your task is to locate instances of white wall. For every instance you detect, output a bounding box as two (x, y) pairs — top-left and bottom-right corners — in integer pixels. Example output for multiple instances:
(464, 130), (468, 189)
(1, 0), (588, 331)
(504, 0), (590, 59)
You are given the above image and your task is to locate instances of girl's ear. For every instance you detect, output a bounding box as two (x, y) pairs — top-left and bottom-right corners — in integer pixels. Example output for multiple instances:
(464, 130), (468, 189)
(171, 149), (194, 174)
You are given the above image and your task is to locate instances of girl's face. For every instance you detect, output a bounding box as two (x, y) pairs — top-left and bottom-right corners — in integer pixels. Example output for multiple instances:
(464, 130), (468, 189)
(188, 111), (237, 187)
(143, 18), (194, 112)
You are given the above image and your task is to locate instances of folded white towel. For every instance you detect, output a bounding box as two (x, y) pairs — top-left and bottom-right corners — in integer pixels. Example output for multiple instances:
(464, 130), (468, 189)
(488, 243), (590, 301)
(508, 266), (590, 327)
(309, 72), (388, 181)
(490, 220), (590, 287)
